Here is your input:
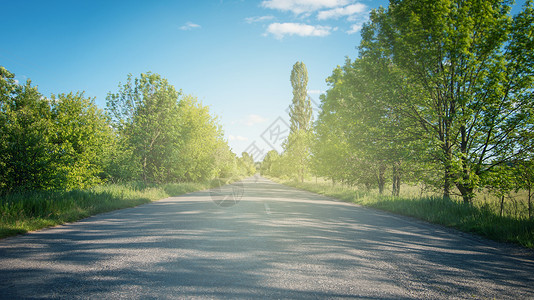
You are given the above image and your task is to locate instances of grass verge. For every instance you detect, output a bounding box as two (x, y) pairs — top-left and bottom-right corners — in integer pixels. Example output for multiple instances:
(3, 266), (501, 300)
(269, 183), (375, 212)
(272, 178), (534, 249)
(0, 180), (221, 239)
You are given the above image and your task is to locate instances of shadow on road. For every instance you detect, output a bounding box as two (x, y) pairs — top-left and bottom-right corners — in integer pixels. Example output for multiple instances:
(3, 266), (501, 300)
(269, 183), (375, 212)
(0, 177), (533, 299)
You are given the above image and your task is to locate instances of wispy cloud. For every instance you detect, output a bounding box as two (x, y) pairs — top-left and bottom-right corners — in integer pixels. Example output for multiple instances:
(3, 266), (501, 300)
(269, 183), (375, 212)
(261, 0), (350, 15)
(180, 22), (201, 30)
(347, 22), (364, 34)
(244, 114), (268, 126)
(317, 3), (366, 20)
(266, 22), (333, 39)
(308, 89), (324, 95)
(229, 135), (249, 141)
(245, 15), (275, 23)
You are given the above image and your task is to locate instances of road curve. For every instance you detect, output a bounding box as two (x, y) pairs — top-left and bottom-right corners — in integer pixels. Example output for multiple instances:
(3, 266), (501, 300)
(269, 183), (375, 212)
(0, 177), (533, 299)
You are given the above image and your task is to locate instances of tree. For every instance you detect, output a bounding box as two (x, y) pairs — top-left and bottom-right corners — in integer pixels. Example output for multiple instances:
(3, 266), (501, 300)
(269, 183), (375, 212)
(285, 61), (313, 182)
(238, 152), (256, 177)
(260, 150), (280, 176)
(0, 67), (113, 192)
(175, 95), (226, 182)
(48, 92), (114, 190)
(0, 67), (53, 192)
(360, 0), (534, 202)
(289, 61), (312, 133)
(106, 72), (182, 183)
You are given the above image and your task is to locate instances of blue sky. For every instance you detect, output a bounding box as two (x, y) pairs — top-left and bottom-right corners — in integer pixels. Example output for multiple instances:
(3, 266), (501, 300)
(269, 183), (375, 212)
(1, 0), (526, 160)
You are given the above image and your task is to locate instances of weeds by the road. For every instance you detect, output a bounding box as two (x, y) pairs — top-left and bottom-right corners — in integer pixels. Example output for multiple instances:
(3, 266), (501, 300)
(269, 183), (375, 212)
(274, 178), (534, 249)
(0, 181), (219, 239)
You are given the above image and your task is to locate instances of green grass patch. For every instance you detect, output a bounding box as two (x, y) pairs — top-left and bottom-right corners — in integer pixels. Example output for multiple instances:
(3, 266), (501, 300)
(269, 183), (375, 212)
(274, 178), (534, 249)
(0, 180), (220, 239)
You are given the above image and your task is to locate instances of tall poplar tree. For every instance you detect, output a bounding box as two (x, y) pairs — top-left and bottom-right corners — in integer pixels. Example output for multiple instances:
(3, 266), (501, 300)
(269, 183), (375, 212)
(289, 61), (312, 133)
(286, 61), (313, 182)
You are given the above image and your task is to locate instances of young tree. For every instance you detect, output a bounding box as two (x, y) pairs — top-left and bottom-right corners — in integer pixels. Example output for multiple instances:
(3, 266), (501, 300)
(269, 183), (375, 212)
(106, 72), (182, 183)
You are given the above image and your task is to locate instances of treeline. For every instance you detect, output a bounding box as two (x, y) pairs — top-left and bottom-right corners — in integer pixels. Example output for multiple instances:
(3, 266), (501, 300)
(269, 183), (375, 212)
(0, 67), (254, 194)
(262, 0), (534, 212)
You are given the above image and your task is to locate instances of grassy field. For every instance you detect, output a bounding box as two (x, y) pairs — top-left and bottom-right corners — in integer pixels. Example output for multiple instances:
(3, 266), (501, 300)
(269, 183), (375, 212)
(272, 177), (534, 248)
(0, 181), (219, 239)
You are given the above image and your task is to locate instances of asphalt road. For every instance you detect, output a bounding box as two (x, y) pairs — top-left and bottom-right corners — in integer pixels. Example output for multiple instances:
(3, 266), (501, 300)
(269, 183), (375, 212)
(1, 177), (533, 299)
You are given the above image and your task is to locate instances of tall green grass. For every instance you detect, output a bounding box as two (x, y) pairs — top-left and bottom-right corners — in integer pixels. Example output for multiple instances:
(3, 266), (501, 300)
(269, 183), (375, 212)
(276, 178), (534, 248)
(0, 181), (217, 239)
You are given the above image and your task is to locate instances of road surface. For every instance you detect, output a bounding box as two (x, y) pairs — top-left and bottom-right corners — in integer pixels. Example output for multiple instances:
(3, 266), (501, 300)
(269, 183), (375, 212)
(1, 177), (533, 299)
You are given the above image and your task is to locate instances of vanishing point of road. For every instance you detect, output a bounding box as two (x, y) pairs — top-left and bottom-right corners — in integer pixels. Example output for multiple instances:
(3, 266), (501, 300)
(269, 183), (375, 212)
(1, 177), (533, 299)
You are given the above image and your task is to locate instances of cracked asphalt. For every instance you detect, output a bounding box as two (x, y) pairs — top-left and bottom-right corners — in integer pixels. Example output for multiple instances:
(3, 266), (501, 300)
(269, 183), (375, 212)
(1, 176), (533, 299)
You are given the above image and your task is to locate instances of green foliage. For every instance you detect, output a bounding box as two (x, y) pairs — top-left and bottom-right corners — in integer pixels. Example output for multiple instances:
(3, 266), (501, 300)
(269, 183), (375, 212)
(48, 92), (114, 190)
(289, 61), (312, 133)
(237, 152), (256, 177)
(106, 73), (235, 183)
(307, 0), (534, 205)
(359, 0), (534, 202)
(260, 150), (280, 176)
(0, 67), (52, 192)
(0, 67), (113, 193)
(175, 95), (228, 181)
(281, 61), (314, 182)
(106, 72), (182, 183)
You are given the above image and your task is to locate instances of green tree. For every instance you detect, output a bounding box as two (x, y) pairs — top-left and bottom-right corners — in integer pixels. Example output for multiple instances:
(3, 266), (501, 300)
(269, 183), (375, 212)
(285, 61), (313, 182)
(48, 92), (114, 190)
(175, 95), (226, 181)
(289, 61), (312, 133)
(106, 72), (182, 183)
(0, 67), (114, 192)
(260, 150), (280, 176)
(360, 0), (534, 202)
(0, 67), (53, 192)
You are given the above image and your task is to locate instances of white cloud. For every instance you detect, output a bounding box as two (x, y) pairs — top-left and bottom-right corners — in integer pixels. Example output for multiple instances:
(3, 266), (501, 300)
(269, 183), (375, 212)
(347, 22), (364, 34)
(308, 89), (324, 95)
(317, 3), (366, 20)
(180, 22), (201, 30)
(244, 114), (268, 126)
(261, 0), (350, 15)
(266, 22), (332, 39)
(245, 15), (275, 23)
(229, 135), (249, 141)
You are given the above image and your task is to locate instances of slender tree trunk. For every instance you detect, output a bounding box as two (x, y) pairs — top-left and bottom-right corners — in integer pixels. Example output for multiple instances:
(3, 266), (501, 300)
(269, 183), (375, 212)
(528, 186), (532, 219)
(392, 162), (401, 197)
(378, 164), (386, 195)
(443, 154), (452, 199)
(457, 125), (474, 204)
(500, 195), (505, 217)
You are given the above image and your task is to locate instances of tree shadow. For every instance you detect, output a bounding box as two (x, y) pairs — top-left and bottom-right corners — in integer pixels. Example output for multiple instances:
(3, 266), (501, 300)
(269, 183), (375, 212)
(0, 177), (533, 299)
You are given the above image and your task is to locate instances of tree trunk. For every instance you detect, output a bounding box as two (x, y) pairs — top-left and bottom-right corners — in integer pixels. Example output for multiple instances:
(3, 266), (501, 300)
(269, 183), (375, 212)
(392, 162), (401, 197)
(500, 195), (505, 217)
(377, 164), (386, 194)
(443, 159), (452, 199)
(528, 186), (532, 219)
